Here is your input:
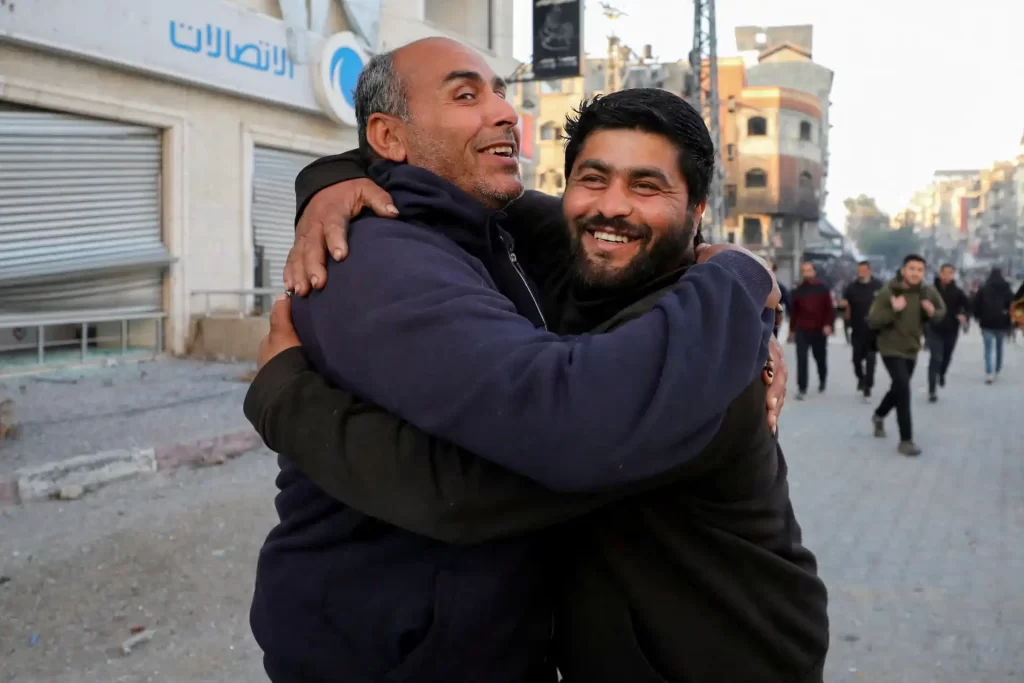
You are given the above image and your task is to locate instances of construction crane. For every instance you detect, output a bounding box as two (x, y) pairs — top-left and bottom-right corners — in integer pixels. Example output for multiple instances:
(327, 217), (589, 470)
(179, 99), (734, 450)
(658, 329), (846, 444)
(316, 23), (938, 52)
(687, 0), (725, 243)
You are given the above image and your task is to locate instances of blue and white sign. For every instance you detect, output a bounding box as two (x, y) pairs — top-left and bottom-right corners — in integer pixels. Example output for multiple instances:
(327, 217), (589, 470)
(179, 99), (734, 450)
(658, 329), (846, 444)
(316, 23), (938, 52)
(312, 32), (368, 127)
(0, 0), (352, 121)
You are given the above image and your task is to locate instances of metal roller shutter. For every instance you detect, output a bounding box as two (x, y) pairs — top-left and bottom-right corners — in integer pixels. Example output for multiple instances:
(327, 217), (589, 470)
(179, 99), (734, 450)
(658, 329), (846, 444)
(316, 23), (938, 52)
(0, 104), (170, 313)
(252, 146), (318, 288)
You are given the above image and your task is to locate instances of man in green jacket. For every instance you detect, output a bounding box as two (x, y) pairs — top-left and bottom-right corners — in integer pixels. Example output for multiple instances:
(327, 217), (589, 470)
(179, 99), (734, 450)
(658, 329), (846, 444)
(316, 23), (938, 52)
(867, 254), (946, 456)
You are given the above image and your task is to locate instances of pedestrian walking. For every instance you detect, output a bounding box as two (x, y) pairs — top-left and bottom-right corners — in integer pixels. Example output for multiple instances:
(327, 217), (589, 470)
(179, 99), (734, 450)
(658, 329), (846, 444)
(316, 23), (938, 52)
(839, 260), (883, 399)
(790, 261), (834, 400)
(973, 267), (1014, 384)
(926, 263), (970, 402)
(867, 254), (946, 457)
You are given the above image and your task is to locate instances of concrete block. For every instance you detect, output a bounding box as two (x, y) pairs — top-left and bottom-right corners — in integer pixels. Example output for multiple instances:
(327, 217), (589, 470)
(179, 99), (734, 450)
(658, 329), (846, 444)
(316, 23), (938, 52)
(15, 448), (157, 502)
(188, 316), (269, 363)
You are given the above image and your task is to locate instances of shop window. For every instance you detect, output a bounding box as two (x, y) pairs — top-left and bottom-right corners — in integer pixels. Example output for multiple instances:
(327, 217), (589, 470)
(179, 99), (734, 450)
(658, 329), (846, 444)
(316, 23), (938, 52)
(799, 121), (812, 141)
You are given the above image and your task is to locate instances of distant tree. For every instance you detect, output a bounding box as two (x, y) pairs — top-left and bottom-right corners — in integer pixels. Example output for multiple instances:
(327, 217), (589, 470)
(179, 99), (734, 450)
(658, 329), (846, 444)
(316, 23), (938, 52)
(857, 226), (922, 268)
(844, 194), (889, 242)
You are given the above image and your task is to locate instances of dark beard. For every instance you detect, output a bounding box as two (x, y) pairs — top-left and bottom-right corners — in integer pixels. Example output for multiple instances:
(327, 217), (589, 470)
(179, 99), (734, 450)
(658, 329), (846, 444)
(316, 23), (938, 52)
(569, 213), (697, 294)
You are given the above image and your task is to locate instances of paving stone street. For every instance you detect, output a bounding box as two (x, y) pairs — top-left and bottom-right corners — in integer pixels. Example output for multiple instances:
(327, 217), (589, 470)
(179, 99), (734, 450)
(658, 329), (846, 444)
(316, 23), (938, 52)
(0, 329), (1022, 682)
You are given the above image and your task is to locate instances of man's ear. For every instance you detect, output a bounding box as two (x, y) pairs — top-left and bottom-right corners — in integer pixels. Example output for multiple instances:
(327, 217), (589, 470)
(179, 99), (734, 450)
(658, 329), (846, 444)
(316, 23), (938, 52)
(693, 200), (707, 231)
(365, 113), (408, 163)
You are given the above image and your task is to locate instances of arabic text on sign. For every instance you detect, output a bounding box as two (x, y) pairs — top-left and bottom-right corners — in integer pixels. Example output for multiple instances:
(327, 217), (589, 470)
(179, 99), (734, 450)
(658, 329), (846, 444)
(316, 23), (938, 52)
(169, 21), (294, 79)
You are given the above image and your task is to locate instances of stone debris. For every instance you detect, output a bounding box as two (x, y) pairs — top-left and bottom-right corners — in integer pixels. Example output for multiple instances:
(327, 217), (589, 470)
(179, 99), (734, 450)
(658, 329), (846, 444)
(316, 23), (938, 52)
(121, 628), (156, 656)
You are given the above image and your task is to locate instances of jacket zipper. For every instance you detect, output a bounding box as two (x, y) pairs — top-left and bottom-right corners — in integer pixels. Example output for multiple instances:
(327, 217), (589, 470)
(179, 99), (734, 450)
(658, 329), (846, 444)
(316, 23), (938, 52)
(507, 247), (548, 330)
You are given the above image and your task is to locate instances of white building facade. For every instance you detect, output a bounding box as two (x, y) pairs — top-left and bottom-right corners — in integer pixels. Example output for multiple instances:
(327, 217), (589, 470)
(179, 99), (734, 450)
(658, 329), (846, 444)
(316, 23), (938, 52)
(0, 0), (518, 358)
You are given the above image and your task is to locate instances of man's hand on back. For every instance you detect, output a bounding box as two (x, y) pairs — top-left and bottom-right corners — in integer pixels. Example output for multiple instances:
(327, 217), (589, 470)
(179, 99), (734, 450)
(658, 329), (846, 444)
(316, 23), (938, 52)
(765, 336), (787, 435)
(257, 296), (302, 370)
(284, 179), (396, 296)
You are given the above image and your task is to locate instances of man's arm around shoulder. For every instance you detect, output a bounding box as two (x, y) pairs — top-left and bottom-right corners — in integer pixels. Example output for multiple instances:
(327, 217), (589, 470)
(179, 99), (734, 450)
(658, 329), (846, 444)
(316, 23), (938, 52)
(294, 221), (773, 493)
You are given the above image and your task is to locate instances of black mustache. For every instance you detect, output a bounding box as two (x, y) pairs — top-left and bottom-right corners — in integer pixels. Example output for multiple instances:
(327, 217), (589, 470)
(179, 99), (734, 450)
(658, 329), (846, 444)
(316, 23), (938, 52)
(577, 215), (651, 238)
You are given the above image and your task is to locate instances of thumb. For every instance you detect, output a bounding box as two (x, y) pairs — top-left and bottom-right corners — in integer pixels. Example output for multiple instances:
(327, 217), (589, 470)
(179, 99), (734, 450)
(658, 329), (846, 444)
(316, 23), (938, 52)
(269, 295), (292, 333)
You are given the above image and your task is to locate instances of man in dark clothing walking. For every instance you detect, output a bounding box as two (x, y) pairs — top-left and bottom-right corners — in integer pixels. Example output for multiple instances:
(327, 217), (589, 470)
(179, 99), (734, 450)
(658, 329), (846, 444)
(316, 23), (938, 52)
(249, 82), (828, 682)
(973, 267), (1014, 383)
(926, 264), (970, 401)
(868, 254), (946, 457)
(790, 261), (835, 399)
(840, 260), (883, 399)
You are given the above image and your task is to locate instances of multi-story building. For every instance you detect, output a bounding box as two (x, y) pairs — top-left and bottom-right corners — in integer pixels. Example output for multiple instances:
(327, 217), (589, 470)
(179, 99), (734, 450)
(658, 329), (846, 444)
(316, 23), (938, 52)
(714, 27), (834, 285)
(711, 55), (828, 284)
(0, 0), (518, 365)
(735, 25), (833, 213)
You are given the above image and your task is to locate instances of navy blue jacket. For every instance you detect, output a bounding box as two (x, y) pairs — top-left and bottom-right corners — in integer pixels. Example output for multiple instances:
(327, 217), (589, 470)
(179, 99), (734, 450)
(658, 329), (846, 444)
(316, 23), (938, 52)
(251, 162), (774, 682)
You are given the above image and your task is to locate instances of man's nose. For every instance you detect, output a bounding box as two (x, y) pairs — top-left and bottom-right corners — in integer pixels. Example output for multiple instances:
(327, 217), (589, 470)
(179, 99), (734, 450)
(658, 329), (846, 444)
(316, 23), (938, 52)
(487, 92), (519, 129)
(593, 181), (633, 218)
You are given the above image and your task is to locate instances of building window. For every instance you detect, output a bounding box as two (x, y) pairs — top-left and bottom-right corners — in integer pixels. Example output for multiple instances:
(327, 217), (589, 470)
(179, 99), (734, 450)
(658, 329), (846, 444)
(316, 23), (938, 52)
(745, 169), (768, 189)
(743, 217), (763, 245)
(726, 231), (737, 244)
(799, 121), (812, 141)
(726, 143), (735, 161)
(747, 116), (767, 136)
(540, 123), (562, 141)
(798, 171), (813, 190)
(725, 183), (737, 210)
(554, 174), (564, 189)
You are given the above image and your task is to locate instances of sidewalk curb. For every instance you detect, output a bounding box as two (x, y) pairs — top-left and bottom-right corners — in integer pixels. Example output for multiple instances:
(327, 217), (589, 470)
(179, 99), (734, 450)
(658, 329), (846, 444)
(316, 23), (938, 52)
(0, 429), (262, 507)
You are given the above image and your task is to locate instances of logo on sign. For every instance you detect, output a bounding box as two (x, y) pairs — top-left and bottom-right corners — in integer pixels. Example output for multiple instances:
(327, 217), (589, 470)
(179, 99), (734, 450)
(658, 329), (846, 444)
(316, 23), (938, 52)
(313, 32), (369, 126)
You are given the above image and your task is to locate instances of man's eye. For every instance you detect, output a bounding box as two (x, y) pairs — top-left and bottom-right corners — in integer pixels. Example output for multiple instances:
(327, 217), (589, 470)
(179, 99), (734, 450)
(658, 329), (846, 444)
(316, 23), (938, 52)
(456, 92), (476, 100)
(634, 182), (658, 192)
(580, 176), (604, 183)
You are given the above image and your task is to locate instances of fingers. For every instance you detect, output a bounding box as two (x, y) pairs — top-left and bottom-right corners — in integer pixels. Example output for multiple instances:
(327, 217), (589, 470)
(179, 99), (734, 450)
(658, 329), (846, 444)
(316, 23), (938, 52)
(285, 223), (323, 296)
(258, 295), (293, 370)
(301, 222), (329, 291)
(268, 294), (292, 333)
(324, 217), (350, 262)
(362, 185), (399, 220)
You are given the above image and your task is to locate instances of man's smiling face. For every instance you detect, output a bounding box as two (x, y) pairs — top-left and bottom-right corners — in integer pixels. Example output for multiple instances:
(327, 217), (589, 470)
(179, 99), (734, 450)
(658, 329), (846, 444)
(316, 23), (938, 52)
(562, 128), (702, 290)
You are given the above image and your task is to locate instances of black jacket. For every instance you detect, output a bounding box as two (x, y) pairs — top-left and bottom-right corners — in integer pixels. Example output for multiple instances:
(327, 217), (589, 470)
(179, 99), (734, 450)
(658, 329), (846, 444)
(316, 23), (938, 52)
(930, 279), (970, 334)
(841, 278), (883, 333)
(973, 275), (1014, 331)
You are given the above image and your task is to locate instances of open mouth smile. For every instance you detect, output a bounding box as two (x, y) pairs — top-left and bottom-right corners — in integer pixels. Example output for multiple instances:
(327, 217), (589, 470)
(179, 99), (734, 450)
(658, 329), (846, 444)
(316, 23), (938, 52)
(480, 143), (516, 158)
(586, 229), (642, 245)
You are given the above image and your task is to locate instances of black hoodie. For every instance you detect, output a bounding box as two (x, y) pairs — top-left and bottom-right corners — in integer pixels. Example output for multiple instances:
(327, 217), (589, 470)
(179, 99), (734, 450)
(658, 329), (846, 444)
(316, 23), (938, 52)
(973, 272), (1013, 331)
(931, 277), (970, 334)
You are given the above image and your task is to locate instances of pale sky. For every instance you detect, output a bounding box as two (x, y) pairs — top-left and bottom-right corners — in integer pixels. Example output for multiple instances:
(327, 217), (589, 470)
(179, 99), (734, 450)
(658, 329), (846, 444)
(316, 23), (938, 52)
(512, 0), (1024, 227)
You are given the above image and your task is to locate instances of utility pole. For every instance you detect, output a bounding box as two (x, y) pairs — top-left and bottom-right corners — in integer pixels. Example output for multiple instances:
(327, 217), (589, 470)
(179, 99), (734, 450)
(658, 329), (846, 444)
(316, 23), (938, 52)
(687, 0), (725, 243)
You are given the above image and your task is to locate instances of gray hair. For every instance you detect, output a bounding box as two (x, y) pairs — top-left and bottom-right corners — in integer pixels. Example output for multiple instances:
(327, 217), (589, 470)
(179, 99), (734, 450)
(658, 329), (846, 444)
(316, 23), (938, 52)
(354, 50), (410, 151)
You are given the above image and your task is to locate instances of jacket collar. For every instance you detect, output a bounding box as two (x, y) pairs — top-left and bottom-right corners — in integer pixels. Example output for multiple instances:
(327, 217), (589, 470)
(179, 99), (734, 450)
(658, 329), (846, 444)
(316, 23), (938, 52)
(368, 161), (508, 259)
